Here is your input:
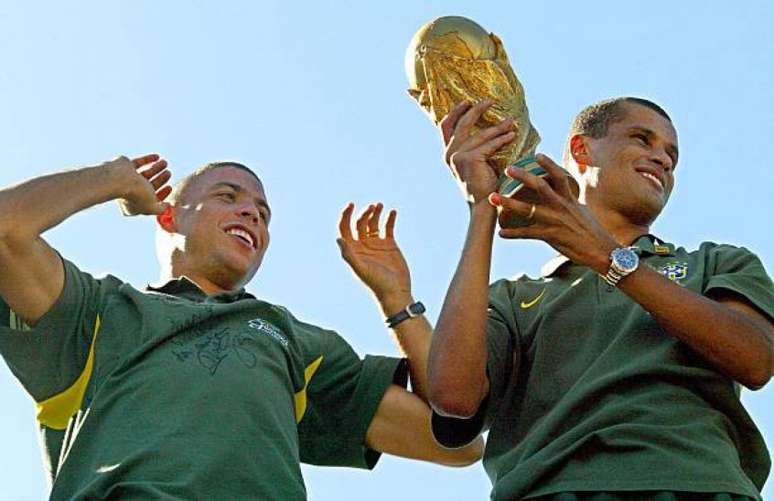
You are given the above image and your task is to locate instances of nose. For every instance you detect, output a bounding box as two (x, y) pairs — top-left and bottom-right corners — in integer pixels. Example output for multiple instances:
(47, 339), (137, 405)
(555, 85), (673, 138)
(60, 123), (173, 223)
(236, 202), (259, 224)
(651, 148), (674, 172)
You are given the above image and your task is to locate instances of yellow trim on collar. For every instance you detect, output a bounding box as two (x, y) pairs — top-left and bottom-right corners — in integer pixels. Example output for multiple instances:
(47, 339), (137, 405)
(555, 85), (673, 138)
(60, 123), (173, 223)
(36, 315), (101, 430)
(294, 356), (323, 423)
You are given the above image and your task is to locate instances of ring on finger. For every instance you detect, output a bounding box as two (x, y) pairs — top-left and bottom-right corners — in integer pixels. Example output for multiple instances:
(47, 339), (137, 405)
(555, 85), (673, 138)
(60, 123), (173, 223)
(527, 204), (537, 220)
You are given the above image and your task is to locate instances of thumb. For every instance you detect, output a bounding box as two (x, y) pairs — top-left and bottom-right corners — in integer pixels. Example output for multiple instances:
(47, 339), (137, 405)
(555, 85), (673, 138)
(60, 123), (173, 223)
(336, 238), (351, 259)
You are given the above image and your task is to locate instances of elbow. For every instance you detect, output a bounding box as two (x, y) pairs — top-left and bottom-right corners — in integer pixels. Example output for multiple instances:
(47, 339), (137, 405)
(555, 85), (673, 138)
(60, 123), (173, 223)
(742, 363), (772, 391)
(443, 437), (485, 467)
(429, 385), (484, 420)
(0, 215), (36, 256)
(738, 350), (773, 391)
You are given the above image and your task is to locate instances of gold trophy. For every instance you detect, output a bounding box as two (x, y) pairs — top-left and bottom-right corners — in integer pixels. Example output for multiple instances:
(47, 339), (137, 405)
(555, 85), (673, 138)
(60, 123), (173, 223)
(405, 16), (578, 226)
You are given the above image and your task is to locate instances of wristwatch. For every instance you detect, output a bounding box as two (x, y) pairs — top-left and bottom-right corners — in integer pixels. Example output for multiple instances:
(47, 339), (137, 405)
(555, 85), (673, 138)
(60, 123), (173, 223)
(602, 247), (640, 287)
(385, 301), (426, 329)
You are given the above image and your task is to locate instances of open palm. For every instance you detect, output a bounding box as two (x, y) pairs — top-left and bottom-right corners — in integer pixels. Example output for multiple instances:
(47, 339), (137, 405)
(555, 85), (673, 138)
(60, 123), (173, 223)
(337, 203), (411, 302)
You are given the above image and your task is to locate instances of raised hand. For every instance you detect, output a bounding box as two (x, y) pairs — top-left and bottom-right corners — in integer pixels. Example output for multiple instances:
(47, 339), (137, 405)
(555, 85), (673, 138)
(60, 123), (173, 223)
(337, 202), (412, 309)
(114, 154), (173, 216)
(490, 153), (618, 274)
(439, 99), (516, 204)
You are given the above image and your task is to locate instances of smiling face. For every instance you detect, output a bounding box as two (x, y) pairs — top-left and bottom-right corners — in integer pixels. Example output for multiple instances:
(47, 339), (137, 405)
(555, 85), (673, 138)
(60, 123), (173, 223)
(162, 165), (271, 292)
(579, 102), (679, 226)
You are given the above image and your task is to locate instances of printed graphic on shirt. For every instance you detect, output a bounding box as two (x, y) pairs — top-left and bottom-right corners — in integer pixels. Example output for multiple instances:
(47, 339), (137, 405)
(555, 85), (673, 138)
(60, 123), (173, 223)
(657, 261), (689, 283)
(520, 289), (546, 309)
(248, 318), (289, 348)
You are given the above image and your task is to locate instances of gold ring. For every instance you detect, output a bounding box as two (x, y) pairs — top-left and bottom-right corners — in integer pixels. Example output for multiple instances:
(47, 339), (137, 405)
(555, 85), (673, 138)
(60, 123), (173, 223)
(527, 204), (536, 220)
(366, 231), (379, 238)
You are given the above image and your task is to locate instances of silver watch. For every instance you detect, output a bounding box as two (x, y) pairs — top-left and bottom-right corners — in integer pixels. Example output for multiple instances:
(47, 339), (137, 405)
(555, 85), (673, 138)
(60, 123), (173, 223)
(602, 247), (639, 287)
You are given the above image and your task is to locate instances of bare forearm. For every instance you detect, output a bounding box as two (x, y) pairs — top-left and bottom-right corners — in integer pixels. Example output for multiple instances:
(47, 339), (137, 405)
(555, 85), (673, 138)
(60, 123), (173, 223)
(429, 203), (497, 417)
(379, 293), (433, 401)
(619, 264), (774, 389)
(0, 160), (131, 240)
(366, 385), (483, 467)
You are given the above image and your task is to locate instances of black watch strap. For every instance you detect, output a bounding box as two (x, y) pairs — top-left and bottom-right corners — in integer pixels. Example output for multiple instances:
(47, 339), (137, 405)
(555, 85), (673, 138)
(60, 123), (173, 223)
(386, 301), (425, 329)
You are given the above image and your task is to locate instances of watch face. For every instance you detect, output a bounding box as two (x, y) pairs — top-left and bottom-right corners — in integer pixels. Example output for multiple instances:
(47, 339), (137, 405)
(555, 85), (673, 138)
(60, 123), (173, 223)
(612, 248), (639, 272)
(408, 302), (426, 316)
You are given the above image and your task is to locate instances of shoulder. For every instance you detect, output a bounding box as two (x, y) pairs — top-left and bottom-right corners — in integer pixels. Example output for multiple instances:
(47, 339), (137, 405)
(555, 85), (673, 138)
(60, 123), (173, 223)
(268, 303), (349, 352)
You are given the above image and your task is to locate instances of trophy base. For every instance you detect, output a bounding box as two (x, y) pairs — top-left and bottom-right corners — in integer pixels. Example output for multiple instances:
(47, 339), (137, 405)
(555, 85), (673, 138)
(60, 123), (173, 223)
(497, 156), (580, 228)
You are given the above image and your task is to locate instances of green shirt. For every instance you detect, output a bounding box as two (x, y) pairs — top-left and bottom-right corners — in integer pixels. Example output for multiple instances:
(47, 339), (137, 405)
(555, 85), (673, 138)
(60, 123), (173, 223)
(0, 259), (404, 500)
(433, 236), (773, 500)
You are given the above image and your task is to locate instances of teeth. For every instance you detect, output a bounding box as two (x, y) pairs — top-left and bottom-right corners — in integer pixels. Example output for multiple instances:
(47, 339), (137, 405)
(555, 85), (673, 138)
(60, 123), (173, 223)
(226, 228), (254, 248)
(640, 172), (663, 190)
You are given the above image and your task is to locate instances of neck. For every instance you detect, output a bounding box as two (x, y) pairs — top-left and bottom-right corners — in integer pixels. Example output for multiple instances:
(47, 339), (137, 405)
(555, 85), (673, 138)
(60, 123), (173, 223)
(589, 202), (651, 247)
(160, 259), (241, 296)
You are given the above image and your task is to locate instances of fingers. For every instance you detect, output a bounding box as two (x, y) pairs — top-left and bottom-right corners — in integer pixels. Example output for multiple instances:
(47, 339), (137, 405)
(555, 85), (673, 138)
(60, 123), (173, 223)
(465, 118), (515, 151)
(150, 169), (171, 191)
(355, 205), (373, 241)
(368, 203), (384, 237)
(454, 98), (494, 140)
(140, 158), (168, 179)
(385, 209), (397, 239)
(439, 101), (473, 144)
(506, 165), (560, 206)
(131, 154), (160, 168)
(535, 153), (573, 199)
(338, 203), (355, 240)
(477, 130), (516, 157)
(156, 186), (173, 203)
(347, 203), (394, 242)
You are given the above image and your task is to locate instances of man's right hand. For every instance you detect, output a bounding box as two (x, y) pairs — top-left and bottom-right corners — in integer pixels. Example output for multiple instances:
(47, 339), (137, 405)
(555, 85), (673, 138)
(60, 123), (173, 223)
(114, 154), (173, 216)
(0, 153), (170, 325)
(439, 99), (516, 205)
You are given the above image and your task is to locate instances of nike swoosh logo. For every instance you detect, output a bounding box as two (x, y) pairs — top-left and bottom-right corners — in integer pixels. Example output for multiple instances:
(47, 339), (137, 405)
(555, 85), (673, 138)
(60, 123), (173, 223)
(520, 289), (545, 309)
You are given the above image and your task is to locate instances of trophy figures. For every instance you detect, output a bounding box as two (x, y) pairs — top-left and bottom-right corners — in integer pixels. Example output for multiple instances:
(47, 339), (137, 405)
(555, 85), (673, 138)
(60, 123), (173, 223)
(406, 16), (579, 226)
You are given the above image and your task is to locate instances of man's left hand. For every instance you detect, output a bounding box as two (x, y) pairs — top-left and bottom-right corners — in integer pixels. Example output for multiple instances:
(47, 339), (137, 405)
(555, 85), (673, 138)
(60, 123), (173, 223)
(337, 203), (412, 312)
(491, 154), (618, 274)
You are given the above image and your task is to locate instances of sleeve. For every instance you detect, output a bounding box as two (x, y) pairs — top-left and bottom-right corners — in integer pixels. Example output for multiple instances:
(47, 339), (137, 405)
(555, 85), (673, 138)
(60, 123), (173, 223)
(432, 278), (519, 448)
(0, 258), (111, 402)
(296, 325), (406, 470)
(702, 243), (774, 320)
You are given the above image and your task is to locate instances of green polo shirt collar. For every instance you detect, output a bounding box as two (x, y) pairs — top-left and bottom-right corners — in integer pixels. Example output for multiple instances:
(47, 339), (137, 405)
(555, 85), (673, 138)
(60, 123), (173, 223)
(145, 277), (255, 302)
(540, 234), (676, 278)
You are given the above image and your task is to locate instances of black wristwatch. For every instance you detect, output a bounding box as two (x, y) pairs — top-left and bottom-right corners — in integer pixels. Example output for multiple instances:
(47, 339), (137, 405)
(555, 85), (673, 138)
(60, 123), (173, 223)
(385, 301), (426, 329)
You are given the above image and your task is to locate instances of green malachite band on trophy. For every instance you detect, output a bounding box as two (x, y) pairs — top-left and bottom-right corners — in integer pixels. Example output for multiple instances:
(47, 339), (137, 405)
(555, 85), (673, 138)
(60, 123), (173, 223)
(513, 155), (538, 168)
(498, 156), (547, 198)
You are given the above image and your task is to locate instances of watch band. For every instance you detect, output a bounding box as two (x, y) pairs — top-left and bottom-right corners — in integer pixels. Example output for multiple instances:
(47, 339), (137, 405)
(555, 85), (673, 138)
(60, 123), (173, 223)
(602, 246), (639, 288)
(385, 301), (425, 329)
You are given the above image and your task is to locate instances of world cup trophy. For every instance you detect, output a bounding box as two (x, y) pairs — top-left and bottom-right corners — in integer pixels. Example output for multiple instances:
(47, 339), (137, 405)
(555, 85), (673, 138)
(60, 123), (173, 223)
(405, 16), (579, 226)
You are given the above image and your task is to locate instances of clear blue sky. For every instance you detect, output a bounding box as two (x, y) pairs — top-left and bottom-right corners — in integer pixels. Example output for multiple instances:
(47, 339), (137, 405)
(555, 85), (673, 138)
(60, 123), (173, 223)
(0, 2), (771, 499)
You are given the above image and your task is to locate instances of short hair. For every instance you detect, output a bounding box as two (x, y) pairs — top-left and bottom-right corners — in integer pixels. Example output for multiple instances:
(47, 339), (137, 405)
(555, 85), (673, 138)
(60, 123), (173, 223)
(570, 97), (672, 139)
(563, 97), (672, 165)
(170, 161), (262, 205)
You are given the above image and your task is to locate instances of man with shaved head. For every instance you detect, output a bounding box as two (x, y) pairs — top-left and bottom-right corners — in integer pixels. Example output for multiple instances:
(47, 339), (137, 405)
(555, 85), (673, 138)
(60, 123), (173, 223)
(0, 155), (481, 499)
(427, 97), (773, 500)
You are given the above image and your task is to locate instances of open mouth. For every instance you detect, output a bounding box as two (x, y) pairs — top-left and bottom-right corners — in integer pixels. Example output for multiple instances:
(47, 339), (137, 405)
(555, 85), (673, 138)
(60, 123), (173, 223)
(637, 170), (664, 192)
(224, 226), (256, 250)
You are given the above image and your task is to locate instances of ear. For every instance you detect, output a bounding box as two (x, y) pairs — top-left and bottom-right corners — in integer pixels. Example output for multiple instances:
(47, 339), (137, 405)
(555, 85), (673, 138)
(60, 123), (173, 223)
(569, 134), (593, 173)
(156, 205), (177, 233)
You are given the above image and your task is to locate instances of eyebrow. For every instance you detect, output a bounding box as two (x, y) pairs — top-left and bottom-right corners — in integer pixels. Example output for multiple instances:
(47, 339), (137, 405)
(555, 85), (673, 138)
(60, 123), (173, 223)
(211, 182), (272, 216)
(629, 126), (679, 163)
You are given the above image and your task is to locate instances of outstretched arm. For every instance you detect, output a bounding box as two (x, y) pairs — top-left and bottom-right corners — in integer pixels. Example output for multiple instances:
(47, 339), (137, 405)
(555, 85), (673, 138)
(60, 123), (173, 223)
(0, 155), (171, 325)
(428, 100), (517, 418)
(337, 204), (484, 465)
(337, 202), (433, 400)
